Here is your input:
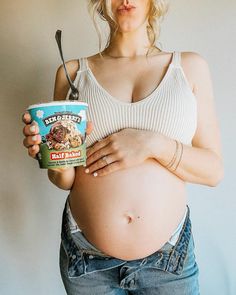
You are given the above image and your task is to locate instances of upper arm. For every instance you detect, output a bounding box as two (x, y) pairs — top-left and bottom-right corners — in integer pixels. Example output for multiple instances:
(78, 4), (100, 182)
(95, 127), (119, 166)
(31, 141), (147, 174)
(53, 59), (80, 101)
(182, 52), (223, 161)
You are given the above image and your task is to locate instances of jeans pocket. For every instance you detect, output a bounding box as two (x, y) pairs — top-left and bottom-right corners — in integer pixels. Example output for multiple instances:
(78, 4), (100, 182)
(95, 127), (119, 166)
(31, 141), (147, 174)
(60, 234), (127, 279)
(60, 236), (85, 279)
(160, 210), (192, 276)
(180, 233), (200, 278)
(185, 233), (197, 263)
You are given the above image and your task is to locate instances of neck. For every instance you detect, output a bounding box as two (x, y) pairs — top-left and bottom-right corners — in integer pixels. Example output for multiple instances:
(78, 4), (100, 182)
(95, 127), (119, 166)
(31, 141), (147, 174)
(104, 27), (158, 58)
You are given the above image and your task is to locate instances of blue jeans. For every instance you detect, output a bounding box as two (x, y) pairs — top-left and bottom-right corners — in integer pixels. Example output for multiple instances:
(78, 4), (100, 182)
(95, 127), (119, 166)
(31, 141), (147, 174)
(59, 200), (200, 294)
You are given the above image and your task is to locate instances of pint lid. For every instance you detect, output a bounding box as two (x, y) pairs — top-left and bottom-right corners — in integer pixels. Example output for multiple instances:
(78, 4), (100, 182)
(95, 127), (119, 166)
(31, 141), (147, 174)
(27, 100), (88, 110)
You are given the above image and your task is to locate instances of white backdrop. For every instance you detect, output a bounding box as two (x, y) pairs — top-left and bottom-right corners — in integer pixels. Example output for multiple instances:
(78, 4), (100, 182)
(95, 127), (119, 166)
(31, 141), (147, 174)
(0, 0), (235, 294)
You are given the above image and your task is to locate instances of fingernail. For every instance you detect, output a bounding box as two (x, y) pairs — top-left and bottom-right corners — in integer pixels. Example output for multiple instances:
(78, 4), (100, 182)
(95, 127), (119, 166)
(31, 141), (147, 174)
(32, 145), (36, 151)
(93, 172), (98, 177)
(85, 168), (89, 174)
(32, 135), (37, 141)
(30, 125), (36, 133)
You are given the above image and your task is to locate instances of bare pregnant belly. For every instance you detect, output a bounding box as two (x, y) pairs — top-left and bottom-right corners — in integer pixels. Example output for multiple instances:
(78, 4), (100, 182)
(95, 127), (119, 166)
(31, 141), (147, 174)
(69, 158), (187, 260)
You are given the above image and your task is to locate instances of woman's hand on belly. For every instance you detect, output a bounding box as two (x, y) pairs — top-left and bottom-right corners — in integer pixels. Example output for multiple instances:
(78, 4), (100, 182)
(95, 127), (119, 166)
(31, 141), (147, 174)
(85, 128), (150, 177)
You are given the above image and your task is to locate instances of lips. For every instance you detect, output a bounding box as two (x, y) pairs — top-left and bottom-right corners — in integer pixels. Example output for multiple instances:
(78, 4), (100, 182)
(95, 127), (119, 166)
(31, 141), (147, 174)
(117, 4), (136, 12)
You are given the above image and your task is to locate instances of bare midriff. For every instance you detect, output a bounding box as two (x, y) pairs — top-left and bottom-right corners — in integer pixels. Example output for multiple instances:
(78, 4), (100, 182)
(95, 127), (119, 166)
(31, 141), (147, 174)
(68, 157), (187, 261)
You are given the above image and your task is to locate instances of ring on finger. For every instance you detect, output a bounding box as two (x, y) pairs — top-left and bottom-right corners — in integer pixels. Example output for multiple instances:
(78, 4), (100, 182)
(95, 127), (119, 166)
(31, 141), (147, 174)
(102, 156), (109, 165)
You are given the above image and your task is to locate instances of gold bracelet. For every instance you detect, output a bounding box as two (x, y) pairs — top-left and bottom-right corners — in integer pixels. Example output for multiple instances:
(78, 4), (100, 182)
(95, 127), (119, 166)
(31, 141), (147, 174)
(166, 140), (181, 169)
(167, 140), (181, 171)
(172, 142), (183, 171)
(165, 140), (178, 168)
(169, 140), (181, 170)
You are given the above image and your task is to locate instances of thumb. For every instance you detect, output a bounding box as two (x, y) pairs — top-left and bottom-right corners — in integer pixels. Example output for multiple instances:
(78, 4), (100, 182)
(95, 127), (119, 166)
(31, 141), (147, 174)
(86, 121), (93, 135)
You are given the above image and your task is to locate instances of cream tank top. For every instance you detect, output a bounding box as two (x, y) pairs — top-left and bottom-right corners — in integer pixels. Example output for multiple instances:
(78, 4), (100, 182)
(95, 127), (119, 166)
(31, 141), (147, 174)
(66, 51), (197, 148)
(66, 51), (197, 246)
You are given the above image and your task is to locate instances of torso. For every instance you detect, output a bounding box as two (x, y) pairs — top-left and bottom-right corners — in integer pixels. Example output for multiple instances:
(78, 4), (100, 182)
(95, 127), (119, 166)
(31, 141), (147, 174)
(68, 51), (196, 260)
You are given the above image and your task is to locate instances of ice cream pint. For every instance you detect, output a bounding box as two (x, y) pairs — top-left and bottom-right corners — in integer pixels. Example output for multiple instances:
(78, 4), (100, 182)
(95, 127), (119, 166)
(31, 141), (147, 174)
(27, 101), (88, 169)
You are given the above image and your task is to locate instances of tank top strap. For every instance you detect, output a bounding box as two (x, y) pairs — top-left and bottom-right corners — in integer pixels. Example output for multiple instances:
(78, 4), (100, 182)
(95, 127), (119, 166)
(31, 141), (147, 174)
(65, 58), (87, 100)
(171, 51), (182, 67)
(78, 57), (89, 72)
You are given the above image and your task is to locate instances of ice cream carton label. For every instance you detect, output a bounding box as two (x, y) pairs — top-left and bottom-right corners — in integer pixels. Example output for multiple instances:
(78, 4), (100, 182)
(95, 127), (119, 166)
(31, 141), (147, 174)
(27, 101), (88, 169)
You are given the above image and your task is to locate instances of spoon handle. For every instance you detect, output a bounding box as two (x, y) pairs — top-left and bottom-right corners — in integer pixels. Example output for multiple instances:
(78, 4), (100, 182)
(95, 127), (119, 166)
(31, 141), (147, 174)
(55, 30), (79, 100)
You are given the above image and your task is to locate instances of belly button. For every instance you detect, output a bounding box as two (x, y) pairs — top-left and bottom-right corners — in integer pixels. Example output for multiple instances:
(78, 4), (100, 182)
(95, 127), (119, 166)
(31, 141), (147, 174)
(126, 216), (133, 224)
(124, 213), (141, 224)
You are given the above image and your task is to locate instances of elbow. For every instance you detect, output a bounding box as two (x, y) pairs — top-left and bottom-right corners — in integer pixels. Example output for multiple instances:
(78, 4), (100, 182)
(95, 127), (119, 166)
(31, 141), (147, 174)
(47, 169), (73, 191)
(207, 153), (225, 187)
(208, 164), (225, 187)
(48, 176), (72, 191)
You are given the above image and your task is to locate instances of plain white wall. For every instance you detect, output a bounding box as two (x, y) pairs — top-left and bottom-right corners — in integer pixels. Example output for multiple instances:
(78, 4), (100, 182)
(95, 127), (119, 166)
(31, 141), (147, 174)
(0, 0), (235, 294)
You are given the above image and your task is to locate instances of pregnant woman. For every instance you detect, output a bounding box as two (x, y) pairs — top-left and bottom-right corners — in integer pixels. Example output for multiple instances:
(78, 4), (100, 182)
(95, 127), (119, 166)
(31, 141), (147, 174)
(22, 0), (224, 294)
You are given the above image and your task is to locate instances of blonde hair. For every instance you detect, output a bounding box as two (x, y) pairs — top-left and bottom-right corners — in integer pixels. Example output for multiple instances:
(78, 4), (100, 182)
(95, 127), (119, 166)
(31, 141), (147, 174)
(88, 0), (169, 56)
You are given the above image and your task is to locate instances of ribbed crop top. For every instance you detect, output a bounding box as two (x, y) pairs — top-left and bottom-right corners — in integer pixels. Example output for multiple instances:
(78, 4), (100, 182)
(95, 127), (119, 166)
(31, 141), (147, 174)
(66, 51), (197, 147)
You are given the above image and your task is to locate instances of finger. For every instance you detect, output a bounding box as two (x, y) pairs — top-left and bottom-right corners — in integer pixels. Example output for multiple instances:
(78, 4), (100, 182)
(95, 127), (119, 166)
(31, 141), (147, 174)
(23, 134), (41, 148)
(28, 145), (40, 159)
(85, 153), (116, 175)
(22, 111), (32, 124)
(86, 121), (93, 136)
(23, 121), (39, 136)
(92, 161), (121, 177)
(86, 136), (110, 158)
(86, 143), (112, 166)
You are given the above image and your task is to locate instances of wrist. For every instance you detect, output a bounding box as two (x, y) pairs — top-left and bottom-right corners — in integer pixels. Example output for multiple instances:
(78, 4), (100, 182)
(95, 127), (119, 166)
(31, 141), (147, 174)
(144, 131), (165, 159)
(137, 130), (154, 159)
(146, 131), (177, 164)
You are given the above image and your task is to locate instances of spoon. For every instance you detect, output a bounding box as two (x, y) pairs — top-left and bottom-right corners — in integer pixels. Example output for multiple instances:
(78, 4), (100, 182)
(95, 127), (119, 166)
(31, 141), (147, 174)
(55, 30), (79, 100)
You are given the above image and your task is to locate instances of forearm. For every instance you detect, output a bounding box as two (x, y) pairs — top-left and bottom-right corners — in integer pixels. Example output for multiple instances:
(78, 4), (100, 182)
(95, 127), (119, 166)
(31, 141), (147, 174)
(47, 167), (75, 190)
(146, 132), (224, 186)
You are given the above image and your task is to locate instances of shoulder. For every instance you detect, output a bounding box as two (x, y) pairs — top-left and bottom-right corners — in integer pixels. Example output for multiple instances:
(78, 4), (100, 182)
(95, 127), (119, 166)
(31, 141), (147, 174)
(53, 54), (99, 100)
(53, 59), (80, 100)
(179, 51), (212, 89)
(55, 53), (100, 84)
(56, 59), (80, 81)
(180, 51), (210, 72)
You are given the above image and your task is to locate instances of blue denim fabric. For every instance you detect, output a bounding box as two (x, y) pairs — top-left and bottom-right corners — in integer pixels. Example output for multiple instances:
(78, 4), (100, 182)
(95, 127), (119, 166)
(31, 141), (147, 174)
(59, 200), (200, 295)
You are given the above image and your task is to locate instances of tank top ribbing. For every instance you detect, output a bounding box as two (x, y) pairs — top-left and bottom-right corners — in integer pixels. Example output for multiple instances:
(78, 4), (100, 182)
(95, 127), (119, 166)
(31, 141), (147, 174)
(66, 51), (197, 147)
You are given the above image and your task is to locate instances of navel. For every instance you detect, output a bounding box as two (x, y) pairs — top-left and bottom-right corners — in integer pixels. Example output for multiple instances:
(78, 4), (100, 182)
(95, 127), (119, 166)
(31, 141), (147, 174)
(124, 212), (141, 224)
(126, 215), (133, 224)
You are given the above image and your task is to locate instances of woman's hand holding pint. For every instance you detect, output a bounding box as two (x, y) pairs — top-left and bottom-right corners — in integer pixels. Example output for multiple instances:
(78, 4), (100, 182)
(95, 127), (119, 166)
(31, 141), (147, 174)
(22, 111), (93, 170)
(22, 110), (94, 191)
(22, 112), (41, 159)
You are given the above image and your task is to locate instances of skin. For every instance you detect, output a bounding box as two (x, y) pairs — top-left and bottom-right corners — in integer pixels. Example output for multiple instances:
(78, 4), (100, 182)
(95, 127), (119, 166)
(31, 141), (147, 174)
(22, 0), (224, 260)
